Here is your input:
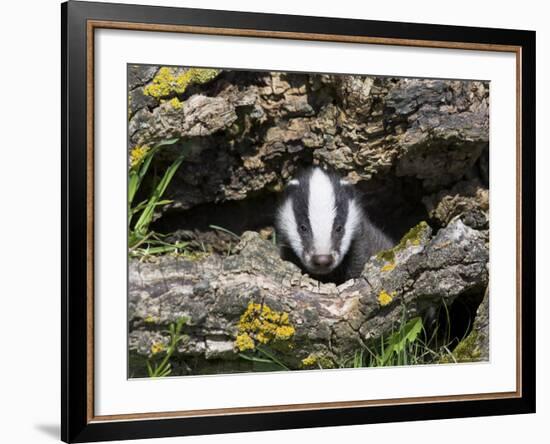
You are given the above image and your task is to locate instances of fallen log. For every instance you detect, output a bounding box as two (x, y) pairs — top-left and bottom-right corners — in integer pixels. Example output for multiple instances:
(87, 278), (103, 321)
(129, 219), (488, 376)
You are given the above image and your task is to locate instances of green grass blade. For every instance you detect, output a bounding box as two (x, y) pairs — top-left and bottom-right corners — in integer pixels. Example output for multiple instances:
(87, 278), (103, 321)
(133, 151), (186, 235)
(154, 138), (180, 148)
(128, 138), (180, 227)
(209, 225), (241, 240)
(238, 353), (276, 364)
(128, 145), (159, 206)
(256, 346), (289, 370)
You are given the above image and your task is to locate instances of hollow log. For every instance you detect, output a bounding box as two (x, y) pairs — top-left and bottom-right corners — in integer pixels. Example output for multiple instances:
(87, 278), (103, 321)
(129, 219), (488, 375)
(128, 67), (489, 213)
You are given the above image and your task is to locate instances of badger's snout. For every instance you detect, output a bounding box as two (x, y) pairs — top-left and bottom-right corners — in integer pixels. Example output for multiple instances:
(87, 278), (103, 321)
(312, 254), (333, 267)
(303, 251), (338, 275)
(308, 254), (335, 274)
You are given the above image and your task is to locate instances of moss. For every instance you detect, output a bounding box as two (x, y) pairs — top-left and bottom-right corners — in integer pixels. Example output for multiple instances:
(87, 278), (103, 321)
(376, 221), (430, 263)
(180, 250), (210, 261)
(378, 290), (396, 306)
(397, 220), (430, 248)
(143, 67), (221, 99)
(144, 315), (157, 324)
(234, 302), (295, 352)
(377, 250), (395, 263)
(316, 355), (335, 369)
(381, 262), (396, 272)
(440, 330), (482, 363)
(301, 354), (318, 367)
(301, 353), (335, 369)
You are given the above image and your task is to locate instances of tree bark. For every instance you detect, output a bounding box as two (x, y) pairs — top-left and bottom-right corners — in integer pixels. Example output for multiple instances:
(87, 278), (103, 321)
(129, 219), (488, 374)
(128, 67), (489, 213)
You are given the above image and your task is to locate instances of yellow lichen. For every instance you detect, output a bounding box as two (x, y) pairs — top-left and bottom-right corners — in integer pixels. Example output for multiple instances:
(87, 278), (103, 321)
(150, 342), (165, 355)
(301, 354), (318, 367)
(143, 67), (220, 99)
(381, 262), (396, 272)
(234, 302), (295, 352)
(235, 333), (255, 351)
(130, 145), (150, 169)
(301, 353), (335, 369)
(144, 315), (157, 324)
(378, 290), (396, 306)
(143, 67), (173, 97)
(256, 332), (269, 344)
(168, 97), (183, 110)
(274, 325), (295, 341)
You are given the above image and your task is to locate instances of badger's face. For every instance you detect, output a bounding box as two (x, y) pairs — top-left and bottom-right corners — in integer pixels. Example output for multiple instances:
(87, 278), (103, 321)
(276, 167), (362, 276)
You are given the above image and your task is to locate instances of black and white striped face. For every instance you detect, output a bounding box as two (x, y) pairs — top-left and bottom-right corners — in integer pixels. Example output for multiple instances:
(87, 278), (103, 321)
(276, 167), (363, 276)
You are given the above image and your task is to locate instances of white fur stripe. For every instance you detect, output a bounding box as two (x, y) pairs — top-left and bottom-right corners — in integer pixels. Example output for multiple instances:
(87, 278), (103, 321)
(278, 198), (303, 256)
(308, 168), (336, 255)
(340, 199), (361, 257)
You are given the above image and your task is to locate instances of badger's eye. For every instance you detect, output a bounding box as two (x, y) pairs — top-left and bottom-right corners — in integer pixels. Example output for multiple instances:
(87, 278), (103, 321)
(300, 224), (308, 232)
(335, 225), (343, 233)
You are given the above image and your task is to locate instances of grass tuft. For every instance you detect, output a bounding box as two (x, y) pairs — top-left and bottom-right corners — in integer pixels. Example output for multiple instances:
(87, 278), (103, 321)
(128, 138), (191, 257)
(146, 317), (189, 378)
(345, 300), (466, 369)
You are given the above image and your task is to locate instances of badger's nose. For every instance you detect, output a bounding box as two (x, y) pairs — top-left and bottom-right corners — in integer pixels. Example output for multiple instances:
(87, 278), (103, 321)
(312, 254), (334, 268)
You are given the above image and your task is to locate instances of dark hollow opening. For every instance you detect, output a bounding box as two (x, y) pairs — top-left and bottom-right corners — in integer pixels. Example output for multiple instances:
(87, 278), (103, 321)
(151, 174), (430, 265)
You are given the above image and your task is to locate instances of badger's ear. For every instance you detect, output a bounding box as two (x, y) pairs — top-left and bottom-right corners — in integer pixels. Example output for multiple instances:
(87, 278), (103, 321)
(288, 179), (300, 186)
(339, 178), (351, 186)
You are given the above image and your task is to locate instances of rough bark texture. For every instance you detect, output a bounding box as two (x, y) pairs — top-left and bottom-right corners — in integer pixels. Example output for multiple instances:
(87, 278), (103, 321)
(129, 219), (488, 374)
(127, 65), (491, 376)
(128, 66), (489, 215)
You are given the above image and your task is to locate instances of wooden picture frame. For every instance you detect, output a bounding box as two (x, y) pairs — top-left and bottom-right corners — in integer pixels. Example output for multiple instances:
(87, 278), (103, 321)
(62, 1), (536, 442)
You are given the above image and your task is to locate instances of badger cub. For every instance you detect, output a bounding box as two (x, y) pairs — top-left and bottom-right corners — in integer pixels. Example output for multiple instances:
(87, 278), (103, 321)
(275, 167), (392, 283)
